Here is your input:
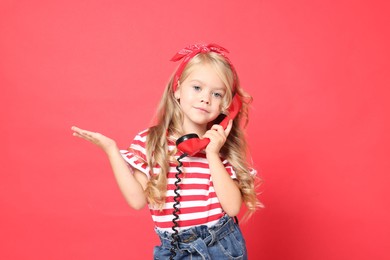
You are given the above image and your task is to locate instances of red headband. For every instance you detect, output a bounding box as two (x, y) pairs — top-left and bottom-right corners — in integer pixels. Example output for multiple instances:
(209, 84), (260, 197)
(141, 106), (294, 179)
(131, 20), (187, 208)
(170, 43), (237, 92)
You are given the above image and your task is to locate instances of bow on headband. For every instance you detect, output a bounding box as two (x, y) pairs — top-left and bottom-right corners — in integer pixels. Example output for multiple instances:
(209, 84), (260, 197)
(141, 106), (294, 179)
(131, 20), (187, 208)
(171, 43), (236, 91)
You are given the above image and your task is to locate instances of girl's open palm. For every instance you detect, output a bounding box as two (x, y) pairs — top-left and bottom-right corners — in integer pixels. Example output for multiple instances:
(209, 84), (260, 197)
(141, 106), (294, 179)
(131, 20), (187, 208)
(71, 126), (117, 154)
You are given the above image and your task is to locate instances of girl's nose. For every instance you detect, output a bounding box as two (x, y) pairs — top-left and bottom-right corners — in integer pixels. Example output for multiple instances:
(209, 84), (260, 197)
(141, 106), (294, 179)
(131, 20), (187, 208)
(200, 92), (210, 104)
(201, 97), (210, 104)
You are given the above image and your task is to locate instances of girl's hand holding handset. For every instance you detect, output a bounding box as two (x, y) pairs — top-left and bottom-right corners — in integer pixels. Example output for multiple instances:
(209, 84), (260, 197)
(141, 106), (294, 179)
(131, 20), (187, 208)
(203, 119), (233, 155)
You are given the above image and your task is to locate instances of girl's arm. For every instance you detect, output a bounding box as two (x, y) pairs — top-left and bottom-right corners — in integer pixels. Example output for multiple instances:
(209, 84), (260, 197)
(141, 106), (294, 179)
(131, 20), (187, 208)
(71, 126), (148, 210)
(203, 121), (242, 217)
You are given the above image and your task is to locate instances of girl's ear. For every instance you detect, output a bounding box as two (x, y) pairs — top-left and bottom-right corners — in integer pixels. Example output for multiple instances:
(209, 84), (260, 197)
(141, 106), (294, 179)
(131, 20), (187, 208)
(174, 90), (180, 99)
(174, 81), (181, 99)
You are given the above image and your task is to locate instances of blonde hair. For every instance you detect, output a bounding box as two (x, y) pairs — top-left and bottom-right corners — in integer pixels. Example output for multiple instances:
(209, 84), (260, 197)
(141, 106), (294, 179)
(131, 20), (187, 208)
(144, 52), (262, 216)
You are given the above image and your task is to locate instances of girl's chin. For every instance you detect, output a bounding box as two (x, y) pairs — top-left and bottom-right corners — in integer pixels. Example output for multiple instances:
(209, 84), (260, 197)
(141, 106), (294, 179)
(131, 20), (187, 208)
(182, 114), (220, 129)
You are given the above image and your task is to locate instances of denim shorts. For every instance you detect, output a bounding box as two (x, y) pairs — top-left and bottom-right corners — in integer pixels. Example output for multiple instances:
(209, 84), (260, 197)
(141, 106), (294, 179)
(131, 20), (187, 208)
(153, 214), (248, 260)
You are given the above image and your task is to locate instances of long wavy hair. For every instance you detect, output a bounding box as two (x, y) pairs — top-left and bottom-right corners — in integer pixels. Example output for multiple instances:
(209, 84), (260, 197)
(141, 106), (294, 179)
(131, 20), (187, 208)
(144, 51), (262, 216)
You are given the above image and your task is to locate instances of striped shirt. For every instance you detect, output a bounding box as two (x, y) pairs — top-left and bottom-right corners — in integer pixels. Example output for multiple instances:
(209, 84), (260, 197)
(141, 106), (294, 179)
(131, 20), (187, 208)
(120, 129), (237, 232)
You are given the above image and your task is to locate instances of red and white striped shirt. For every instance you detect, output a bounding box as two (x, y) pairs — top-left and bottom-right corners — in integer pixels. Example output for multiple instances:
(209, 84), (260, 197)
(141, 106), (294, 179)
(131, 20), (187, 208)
(120, 129), (237, 232)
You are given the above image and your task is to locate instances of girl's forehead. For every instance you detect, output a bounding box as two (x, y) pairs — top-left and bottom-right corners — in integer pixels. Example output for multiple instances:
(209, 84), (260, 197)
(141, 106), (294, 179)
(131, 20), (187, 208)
(185, 64), (226, 89)
(186, 63), (221, 78)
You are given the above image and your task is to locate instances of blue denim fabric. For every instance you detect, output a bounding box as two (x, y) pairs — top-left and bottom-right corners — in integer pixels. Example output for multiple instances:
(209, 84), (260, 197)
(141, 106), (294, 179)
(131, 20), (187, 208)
(154, 214), (248, 260)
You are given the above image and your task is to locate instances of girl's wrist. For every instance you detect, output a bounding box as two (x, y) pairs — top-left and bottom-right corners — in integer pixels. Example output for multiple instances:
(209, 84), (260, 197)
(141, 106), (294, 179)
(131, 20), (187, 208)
(104, 143), (119, 157)
(206, 151), (221, 161)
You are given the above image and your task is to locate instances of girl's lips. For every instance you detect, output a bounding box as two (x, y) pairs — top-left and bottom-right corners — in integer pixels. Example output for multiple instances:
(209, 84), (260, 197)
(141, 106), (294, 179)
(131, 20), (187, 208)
(194, 107), (209, 113)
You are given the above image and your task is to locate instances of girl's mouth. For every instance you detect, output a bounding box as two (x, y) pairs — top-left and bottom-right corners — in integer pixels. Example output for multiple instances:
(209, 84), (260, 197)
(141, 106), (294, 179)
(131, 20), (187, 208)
(194, 107), (209, 113)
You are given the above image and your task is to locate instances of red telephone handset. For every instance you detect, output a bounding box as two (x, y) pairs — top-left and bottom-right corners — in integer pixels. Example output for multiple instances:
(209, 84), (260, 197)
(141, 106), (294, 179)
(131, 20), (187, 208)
(176, 95), (242, 156)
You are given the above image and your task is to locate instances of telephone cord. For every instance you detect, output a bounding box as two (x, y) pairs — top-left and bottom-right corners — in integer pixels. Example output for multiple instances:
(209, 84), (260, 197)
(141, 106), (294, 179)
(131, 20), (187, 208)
(169, 153), (188, 260)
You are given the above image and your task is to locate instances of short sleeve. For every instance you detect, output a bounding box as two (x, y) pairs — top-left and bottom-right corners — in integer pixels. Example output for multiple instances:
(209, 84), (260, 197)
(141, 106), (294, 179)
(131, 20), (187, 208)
(221, 159), (257, 179)
(120, 129), (151, 179)
(222, 159), (237, 179)
(249, 168), (257, 176)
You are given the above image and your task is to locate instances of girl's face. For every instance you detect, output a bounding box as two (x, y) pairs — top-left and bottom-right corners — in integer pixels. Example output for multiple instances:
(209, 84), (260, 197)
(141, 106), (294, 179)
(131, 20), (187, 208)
(175, 63), (227, 134)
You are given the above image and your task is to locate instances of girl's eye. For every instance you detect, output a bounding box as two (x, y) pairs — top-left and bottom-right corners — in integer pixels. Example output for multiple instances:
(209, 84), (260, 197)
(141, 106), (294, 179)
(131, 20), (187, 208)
(193, 86), (201, 91)
(212, 92), (223, 98)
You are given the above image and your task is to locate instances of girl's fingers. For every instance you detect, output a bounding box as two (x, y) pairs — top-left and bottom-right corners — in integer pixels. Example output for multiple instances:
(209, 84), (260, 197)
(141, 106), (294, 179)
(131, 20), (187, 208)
(72, 126), (93, 137)
(71, 126), (87, 136)
(204, 128), (226, 142)
(210, 120), (233, 137)
(72, 126), (99, 142)
(71, 126), (116, 152)
(224, 119), (233, 137)
(73, 131), (93, 141)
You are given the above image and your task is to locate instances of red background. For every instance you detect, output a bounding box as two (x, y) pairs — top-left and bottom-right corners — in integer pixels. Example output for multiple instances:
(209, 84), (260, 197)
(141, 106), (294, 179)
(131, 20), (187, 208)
(1, 1), (389, 259)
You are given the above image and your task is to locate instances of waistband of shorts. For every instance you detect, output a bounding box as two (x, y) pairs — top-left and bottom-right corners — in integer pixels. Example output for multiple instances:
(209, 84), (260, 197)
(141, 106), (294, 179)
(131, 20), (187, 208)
(155, 214), (236, 247)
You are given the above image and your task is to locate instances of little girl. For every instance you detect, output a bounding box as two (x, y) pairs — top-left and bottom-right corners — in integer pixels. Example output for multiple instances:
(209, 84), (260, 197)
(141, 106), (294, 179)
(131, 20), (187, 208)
(72, 43), (261, 259)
